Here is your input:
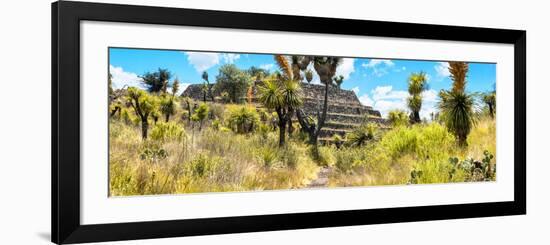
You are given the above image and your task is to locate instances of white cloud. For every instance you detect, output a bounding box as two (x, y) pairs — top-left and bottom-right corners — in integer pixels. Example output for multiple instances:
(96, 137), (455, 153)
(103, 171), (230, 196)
(303, 58), (355, 84)
(260, 63), (274, 70)
(363, 59), (394, 68)
(185, 52), (220, 72)
(435, 62), (450, 77)
(358, 94), (374, 107)
(359, 86), (439, 118)
(109, 65), (143, 89)
(419, 89), (439, 120)
(336, 58), (355, 80)
(222, 53), (240, 63)
(374, 99), (408, 117)
(371, 85), (408, 101)
(351, 86), (360, 94)
(362, 59), (395, 77)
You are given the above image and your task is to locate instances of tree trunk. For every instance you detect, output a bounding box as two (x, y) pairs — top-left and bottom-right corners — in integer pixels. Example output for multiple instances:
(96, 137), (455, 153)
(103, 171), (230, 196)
(287, 109), (294, 137)
(489, 105), (494, 118)
(318, 79), (330, 131)
(413, 111), (421, 123)
(165, 114), (170, 122)
(141, 119), (148, 139)
(278, 119), (286, 147)
(110, 106), (120, 117)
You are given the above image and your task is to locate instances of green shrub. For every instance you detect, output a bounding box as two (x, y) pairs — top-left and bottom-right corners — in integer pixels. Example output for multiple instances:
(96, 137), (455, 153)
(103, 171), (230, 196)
(346, 123), (378, 147)
(258, 146), (278, 168)
(186, 154), (222, 177)
(227, 105), (260, 134)
(150, 122), (186, 142)
(318, 146), (336, 167)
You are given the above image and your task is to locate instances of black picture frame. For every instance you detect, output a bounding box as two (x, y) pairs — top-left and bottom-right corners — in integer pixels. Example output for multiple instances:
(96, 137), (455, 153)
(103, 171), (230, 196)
(52, 1), (526, 244)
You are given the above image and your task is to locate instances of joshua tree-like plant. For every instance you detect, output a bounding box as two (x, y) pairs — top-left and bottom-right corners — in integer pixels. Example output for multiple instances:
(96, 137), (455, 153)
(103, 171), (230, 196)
(292, 56), (342, 156)
(407, 72), (428, 124)
(201, 71), (209, 102)
(126, 87), (158, 139)
(482, 92), (496, 118)
(141, 68), (171, 93)
(160, 95), (177, 122)
(171, 78), (180, 97)
(333, 75), (344, 88)
(257, 61), (302, 146)
(438, 61), (477, 146)
(305, 70), (313, 83)
(191, 103), (209, 131)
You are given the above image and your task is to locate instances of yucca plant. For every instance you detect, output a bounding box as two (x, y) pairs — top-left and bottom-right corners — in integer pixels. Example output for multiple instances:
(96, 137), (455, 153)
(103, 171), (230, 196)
(346, 123), (378, 147)
(305, 70), (313, 83)
(293, 56), (342, 156)
(257, 56), (303, 146)
(407, 72), (428, 124)
(482, 92), (496, 118)
(227, 105), (260, 134)
(160, 95), (177, 122)
(126, 87), (159, 139)
(438, 61), (477, 146)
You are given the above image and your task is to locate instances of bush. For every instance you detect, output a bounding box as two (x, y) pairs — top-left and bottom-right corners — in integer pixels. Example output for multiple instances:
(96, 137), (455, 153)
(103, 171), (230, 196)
(318, 146), (336, 167)
(258, 146), (278, 168)
(346, 123), (378, 147)
(226, 105), (260, 134)
(150, 122), (186, 142)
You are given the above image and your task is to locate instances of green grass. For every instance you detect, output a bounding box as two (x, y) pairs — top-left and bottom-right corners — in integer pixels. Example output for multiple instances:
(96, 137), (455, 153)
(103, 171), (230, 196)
(109, 98), (496, 196)
(329, 117), (496, 187)
(109, 118), (319, 196)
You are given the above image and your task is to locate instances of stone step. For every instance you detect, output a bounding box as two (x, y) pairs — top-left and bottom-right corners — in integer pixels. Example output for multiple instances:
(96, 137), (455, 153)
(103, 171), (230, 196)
(319, 128), (351, 138)
(324, 121), (361, 129)
(302, 98), (379, 117)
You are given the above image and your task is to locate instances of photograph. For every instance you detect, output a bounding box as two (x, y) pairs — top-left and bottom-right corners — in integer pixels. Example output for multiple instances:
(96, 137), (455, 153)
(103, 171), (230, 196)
(108, 47), (497, 196)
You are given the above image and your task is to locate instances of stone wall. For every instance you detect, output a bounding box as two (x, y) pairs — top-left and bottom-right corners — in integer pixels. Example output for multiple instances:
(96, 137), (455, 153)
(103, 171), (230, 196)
(181, 81), (387, 139)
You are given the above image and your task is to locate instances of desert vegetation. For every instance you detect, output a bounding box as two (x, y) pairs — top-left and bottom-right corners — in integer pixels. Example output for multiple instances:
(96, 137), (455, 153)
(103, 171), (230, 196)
(109, 54), (496, 196)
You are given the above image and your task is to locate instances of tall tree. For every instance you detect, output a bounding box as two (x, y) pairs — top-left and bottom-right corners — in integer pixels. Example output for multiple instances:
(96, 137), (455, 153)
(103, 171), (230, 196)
(407, 72), (428, 124)
(126, 87), (158, 139)
(141, 68), (172, 93)
(258, 55), (303, 146)
(214, 64), (251, 103)
(292, 56), (342, 156)
(438, 61), (477, 146)
(201, 71), (209, 102)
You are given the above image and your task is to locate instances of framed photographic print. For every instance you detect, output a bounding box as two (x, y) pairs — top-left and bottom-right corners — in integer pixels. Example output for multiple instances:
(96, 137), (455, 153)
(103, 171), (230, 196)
(52, 1), (526, 244)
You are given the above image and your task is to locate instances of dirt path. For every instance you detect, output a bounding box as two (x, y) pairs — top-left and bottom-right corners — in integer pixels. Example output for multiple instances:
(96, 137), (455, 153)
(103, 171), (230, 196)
(307, 167), (332, 188)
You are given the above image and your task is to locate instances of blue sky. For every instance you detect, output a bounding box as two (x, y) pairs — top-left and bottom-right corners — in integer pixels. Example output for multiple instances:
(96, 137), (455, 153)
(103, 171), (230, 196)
(109, 47), (496, 119)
